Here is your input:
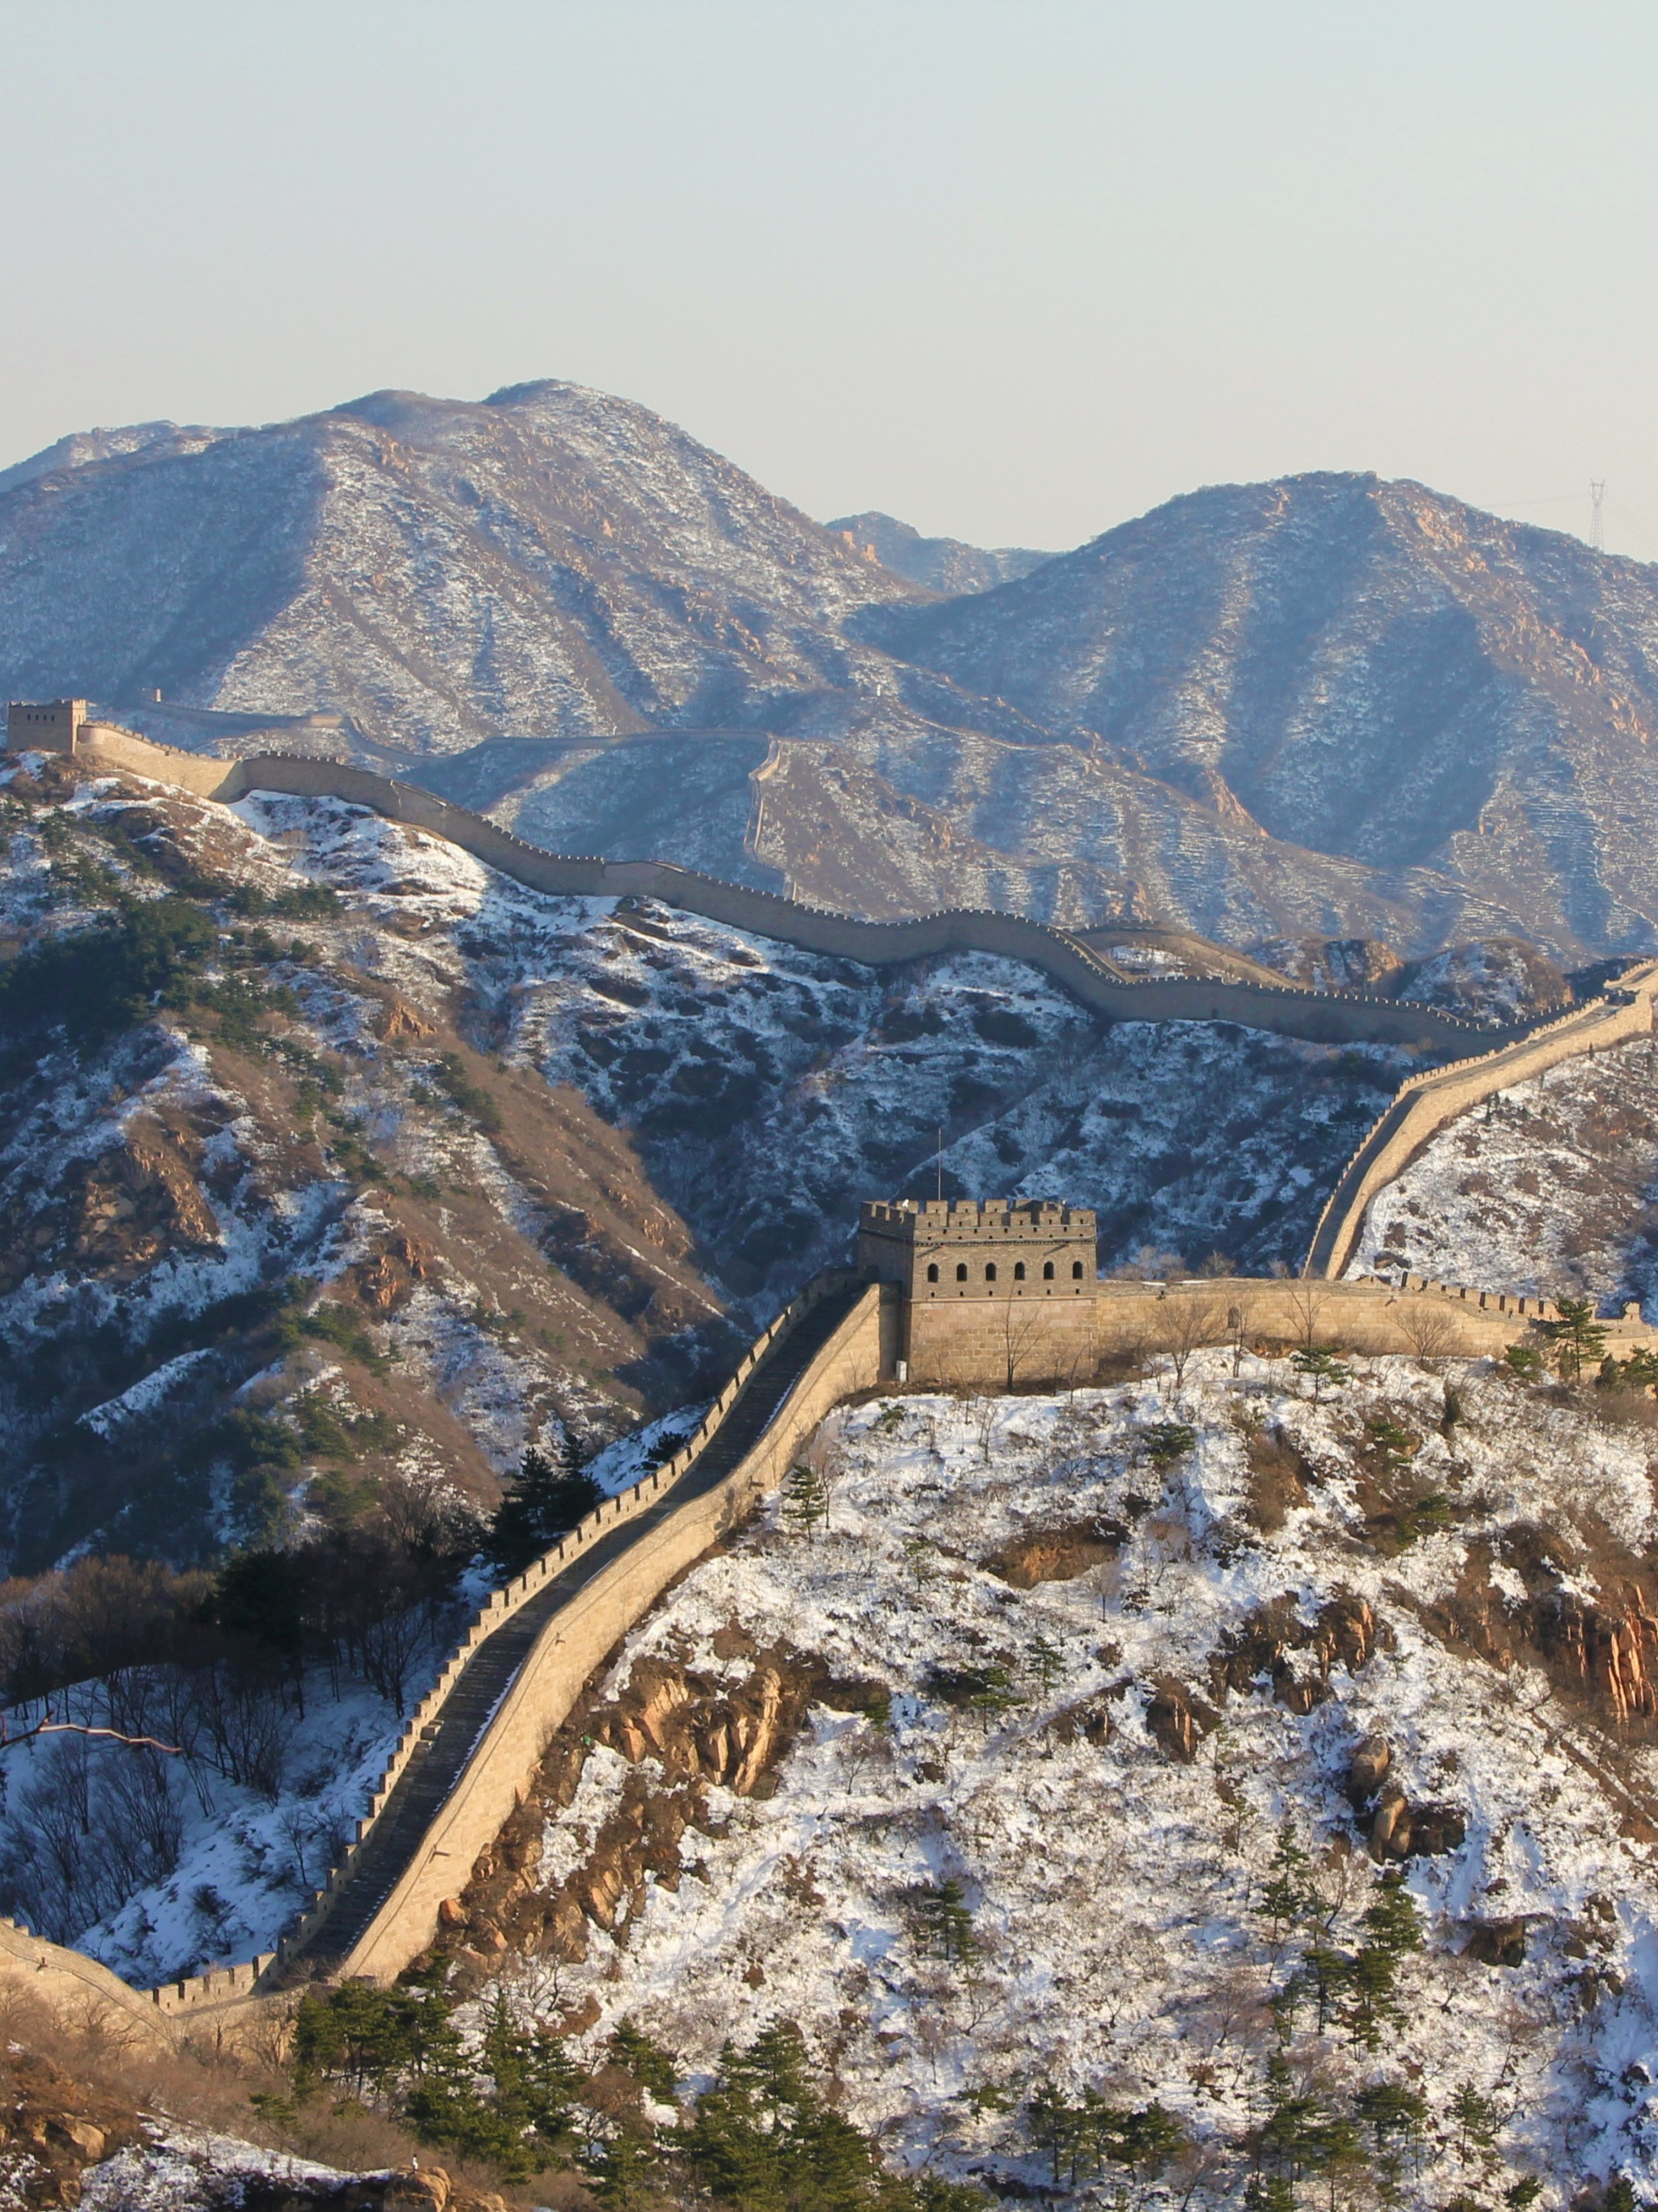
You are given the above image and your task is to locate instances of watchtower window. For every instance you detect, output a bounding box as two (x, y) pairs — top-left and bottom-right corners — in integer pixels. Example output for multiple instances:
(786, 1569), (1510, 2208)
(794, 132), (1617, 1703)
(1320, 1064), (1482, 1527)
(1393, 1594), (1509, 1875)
(925, 1262), (938, 1283)
(1043, 1260), (1055, 1280)
(984, 1262), (997, 1282)
(1071, 1260), (1084, 1279)
(1014, 1261), (1026, 1280)
(955, 1262), (967, 1282)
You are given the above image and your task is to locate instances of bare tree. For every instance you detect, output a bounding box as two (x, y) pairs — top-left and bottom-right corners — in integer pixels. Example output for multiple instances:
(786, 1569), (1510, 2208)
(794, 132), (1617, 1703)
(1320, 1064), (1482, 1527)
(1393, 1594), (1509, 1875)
(1394, 1298), (1460, 1364)
(1227, 1300), (1254, 1380)
(1156, 1296), (1225, 1390)
(1284, 1281), (1329, 1351)
(357, 1605), (429, 1716)
(971, 1393), (1000, 1465)
(1001, 1297), (1048, 1391)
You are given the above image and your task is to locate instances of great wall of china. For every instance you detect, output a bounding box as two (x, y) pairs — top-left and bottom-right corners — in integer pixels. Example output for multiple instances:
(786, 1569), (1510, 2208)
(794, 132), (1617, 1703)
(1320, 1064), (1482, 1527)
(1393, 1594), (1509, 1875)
(6, 708), (1658, 2036)
(60, 715), (1523, 1053)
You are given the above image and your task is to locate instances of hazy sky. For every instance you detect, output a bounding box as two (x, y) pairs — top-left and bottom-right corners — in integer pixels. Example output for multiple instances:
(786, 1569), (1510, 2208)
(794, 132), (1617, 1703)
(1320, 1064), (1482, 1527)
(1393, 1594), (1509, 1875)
(2, 2), (1654, 557)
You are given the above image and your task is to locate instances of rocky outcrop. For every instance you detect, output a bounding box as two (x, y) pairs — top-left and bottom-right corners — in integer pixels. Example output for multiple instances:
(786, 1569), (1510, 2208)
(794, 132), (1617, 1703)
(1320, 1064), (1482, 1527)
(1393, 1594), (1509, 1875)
(1211, 1593), (1385, 1714)
(1145, 1677), (1219, 1763)
(0, 2051), (138, 2207)
(1425, 1546), (1658, 1727)
(987, 1516), (1125, 1588)
(0, 1109), (222, 1295)
(351, 1235), (433, 1316)
(1526, 1585), (1658, 1725)
(431, 1643), (888, 1972)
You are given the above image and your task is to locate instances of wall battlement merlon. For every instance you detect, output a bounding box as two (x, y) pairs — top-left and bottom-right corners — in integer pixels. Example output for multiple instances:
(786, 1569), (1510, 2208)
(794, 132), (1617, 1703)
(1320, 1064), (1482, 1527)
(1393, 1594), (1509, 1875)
(860, 1197), (1094, 1237)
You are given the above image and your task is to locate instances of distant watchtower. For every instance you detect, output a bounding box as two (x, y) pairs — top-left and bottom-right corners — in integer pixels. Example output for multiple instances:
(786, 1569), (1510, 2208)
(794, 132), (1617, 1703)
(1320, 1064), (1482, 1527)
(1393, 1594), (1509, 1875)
(6, 699), (86, 754)
(858, 1197), (1099, 1384)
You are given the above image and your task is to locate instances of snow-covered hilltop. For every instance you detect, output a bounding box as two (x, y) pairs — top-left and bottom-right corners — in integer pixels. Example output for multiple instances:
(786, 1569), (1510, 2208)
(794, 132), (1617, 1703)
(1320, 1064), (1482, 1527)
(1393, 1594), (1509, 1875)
(426, 1355), (1658, 2202)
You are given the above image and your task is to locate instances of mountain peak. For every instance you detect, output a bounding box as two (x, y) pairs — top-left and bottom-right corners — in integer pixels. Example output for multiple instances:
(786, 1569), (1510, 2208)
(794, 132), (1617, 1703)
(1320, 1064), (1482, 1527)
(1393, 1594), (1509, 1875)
(825, 508), (1054, 594)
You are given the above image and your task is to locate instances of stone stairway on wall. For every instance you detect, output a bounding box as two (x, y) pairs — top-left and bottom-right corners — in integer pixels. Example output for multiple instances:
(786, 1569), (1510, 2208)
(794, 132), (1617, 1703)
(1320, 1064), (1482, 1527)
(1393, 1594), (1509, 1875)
(240, 1280), (869, 1982)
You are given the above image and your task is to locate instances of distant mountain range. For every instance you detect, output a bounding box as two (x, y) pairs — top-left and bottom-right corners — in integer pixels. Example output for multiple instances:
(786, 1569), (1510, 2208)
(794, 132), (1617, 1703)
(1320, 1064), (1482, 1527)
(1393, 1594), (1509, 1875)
(3, 379), (1657, 959)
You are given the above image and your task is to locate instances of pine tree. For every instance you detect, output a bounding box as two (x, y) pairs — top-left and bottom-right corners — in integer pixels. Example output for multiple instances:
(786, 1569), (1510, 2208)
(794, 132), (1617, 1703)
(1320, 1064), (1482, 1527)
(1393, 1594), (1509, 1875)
(682, 2019), (883, 2210)
(1027, 1633), (1065, 1698)
(1096, 2100), (1185, 2183)
(911, 1877), (979, 1963)
(1258, 1823), (1319, 1942)
(1339, 1871), (1423, 2048)
(1027, 2083), (1080, 2186)
(487, 1439), (603, 1576)
(1354, 2081), (1426, 2156)
(1292, 1345), (1351, 1402)
(1451, 2081), (1499, 2161)
(1366, 1414), (1417, 1467)
(965, 1661), (1022, 1730)
(782, 1461), (831, 1539)
(1539, 1294), (1607, 1383)
(1141, 1420), (1198, 1467)
(607, 2017), (678, 2105)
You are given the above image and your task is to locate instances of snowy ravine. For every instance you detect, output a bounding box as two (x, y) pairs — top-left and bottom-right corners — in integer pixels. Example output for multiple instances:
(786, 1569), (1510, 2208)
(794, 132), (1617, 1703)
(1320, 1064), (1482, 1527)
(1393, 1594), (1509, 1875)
(1352, 1032), (1658, 1313)
(0, 1646), (455, 1987)
(446, 1355), (1658, 2204)
(253, 786), (1409, 1308)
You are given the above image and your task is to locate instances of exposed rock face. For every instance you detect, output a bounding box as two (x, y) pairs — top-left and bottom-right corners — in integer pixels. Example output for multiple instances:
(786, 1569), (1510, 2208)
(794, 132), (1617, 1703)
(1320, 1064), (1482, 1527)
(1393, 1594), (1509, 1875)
(1527, 1584), (1658, 1725)
(350, 1235), (433, 1316)
(0, 1107), (223, 1296)
(1211, 1592), (1385, 1715)
(1253, 936), (1407, 993)
(1425, 1540), (1658, 1728)
(986, 1516), (1124, 1587)
(1145, 1676), (1218, 1763)
(0, 2051), (137, 2208)
(433, 1642), (885, 1972)
(1460, 1916), (1530, 1967)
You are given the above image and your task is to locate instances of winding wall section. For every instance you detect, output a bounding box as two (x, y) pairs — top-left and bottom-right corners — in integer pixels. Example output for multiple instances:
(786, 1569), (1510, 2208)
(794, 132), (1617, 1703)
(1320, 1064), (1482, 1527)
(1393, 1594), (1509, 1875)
(11, 719), (1653, 2023)
(1304, 967), (1658, 1279)
(144, 1271), (886, 2010)
(73, 724), (1523, 1053)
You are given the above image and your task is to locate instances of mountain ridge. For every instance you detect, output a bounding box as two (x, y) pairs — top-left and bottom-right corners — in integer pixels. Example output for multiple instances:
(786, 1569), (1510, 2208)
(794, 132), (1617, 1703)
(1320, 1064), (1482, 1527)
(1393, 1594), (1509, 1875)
(5, 389), (1658, 956)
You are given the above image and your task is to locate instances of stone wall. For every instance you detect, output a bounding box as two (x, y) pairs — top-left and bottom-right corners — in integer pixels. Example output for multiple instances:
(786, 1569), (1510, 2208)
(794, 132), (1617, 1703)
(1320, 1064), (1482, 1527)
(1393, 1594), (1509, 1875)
(1305, 968), (1658, 1278)
(896, 1273), (1658, 1386)
(905, 1286), (1100, 1386)
(64, 727), (1519, 1054)
(335, 1281), (885, 1985)
(0, 1917), (178, 2044)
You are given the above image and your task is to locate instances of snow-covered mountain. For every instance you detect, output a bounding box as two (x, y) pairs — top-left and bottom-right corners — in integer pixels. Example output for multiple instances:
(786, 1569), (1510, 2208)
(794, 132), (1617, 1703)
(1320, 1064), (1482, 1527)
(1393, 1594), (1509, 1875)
(868, 473), (1658, 955)
(0, 751), (1413, 1572)
(6, 386), (1658, 953)
(9, 758), (1658, 2206)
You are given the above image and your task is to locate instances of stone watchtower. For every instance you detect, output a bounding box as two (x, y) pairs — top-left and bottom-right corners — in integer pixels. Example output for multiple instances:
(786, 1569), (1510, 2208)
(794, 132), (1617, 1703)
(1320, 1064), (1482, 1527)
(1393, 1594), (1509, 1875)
(6, 699), (86, 754)
(857, 1197), (1099, 1385)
